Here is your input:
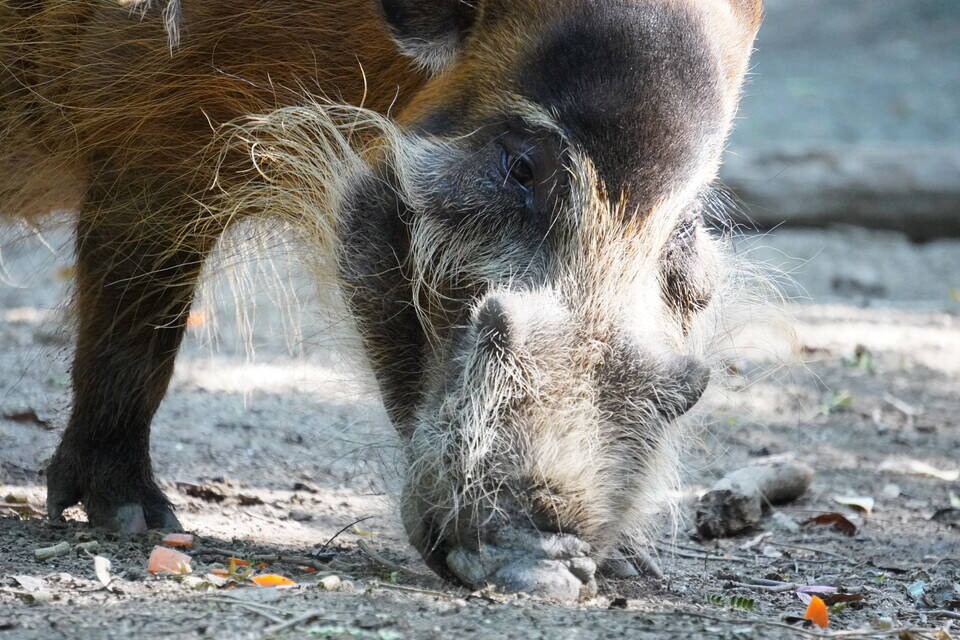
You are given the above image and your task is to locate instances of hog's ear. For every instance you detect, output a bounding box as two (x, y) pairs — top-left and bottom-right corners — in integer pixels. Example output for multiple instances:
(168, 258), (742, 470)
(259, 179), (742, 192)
(378, 0), (477, 73)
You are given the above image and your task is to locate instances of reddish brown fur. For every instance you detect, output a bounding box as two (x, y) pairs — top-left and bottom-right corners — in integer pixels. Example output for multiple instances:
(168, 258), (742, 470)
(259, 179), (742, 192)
(2, 0), (425, 217)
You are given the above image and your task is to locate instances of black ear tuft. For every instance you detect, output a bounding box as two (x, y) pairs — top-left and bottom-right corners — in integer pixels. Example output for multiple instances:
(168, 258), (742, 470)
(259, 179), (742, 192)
(379, 0), (477, 73)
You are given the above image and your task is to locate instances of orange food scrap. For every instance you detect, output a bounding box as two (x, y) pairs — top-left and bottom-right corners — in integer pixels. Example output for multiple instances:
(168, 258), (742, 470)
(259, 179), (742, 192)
(300, 566), (317, 573)
(255, 562), (269, 568)
(229, 557), (250, 566)
(803, 595), (829, 628)
(161, 533), (194, 547)
(250, 574), (295, 587)
(210, 568), (229, 577)
(147, 546), (192, 575)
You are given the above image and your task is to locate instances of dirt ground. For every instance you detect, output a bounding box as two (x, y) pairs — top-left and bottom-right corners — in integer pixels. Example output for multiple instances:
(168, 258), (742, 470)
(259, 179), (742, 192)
(1, 224), (958, 639)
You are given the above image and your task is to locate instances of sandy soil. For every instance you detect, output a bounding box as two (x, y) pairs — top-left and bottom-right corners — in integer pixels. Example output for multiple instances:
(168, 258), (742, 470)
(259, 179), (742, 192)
(1, 224), (958, 639)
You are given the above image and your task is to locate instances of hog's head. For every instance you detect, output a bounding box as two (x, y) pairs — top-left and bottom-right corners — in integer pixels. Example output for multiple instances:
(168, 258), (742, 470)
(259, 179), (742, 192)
(220, 0), (762, 601)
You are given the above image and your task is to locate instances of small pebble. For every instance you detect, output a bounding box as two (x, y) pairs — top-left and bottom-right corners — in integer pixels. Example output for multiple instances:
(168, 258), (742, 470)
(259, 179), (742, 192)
(289, 510), (313, 522)
(319, 575), (342, 591)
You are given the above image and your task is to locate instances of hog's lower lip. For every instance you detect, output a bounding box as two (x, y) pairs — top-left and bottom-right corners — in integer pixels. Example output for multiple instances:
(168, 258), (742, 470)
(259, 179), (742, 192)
(445, 527), (597, 601)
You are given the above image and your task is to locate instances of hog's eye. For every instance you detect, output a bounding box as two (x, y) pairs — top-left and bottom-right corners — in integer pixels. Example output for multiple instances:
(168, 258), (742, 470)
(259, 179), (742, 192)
(499, 146), (535, 197)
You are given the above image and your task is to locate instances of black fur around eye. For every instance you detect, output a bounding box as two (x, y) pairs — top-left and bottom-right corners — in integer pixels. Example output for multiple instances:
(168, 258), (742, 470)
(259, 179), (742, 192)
(499, 146), (535, 195)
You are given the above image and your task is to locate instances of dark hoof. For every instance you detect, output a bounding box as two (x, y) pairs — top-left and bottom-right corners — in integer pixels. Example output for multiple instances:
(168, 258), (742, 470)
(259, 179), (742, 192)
(88, 503), (182, 533)
(46, 451), (182, 533)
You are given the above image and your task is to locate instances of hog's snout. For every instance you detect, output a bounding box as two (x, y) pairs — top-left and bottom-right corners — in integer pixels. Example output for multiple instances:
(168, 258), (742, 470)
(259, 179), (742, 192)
(402, 289), (715, 596)
(445, 527), (597, 602)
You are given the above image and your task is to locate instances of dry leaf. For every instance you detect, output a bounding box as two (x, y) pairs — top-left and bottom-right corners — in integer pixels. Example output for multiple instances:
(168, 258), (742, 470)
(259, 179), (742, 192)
(821, 593), (864, 606)
(797, 585), (838, 605)
(879, 458), (959, 482)
(802, 512), (857, 536)
(176, 482), (226, 503)
(93, 555), (112, 588)
(833, 495), (875, 515)
(11, 576), (46, 593)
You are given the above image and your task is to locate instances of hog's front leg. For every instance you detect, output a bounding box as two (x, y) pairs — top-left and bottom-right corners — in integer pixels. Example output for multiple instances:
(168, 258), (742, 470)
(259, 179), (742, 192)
(46, 180), (220, 532)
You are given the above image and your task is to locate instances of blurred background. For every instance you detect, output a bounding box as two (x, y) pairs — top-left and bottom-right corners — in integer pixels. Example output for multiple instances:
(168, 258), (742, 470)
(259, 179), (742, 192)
(728, 0), (959, 236)
(722, 0), (960, 309)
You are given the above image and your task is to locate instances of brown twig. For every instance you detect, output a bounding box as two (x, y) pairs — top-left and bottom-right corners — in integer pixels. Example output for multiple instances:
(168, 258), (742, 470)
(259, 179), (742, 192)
(654, 544), (747, 562)
(369, 580), (456, 599)
(356, 539), (428, 579)
(768, 542), (856, 564)
(250, 554), (335, 571)
(716, 574), (789, 587)
(206, 596), (293, 616)
(262, 610), (345, 636)
(660, 541), (734, 556)
(194, 547), (332, 571)
(318, 515), (375, 550)
(726, 581), (798, 593)
(926, 610), (960, 620)
(205, 598), (286, 625)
